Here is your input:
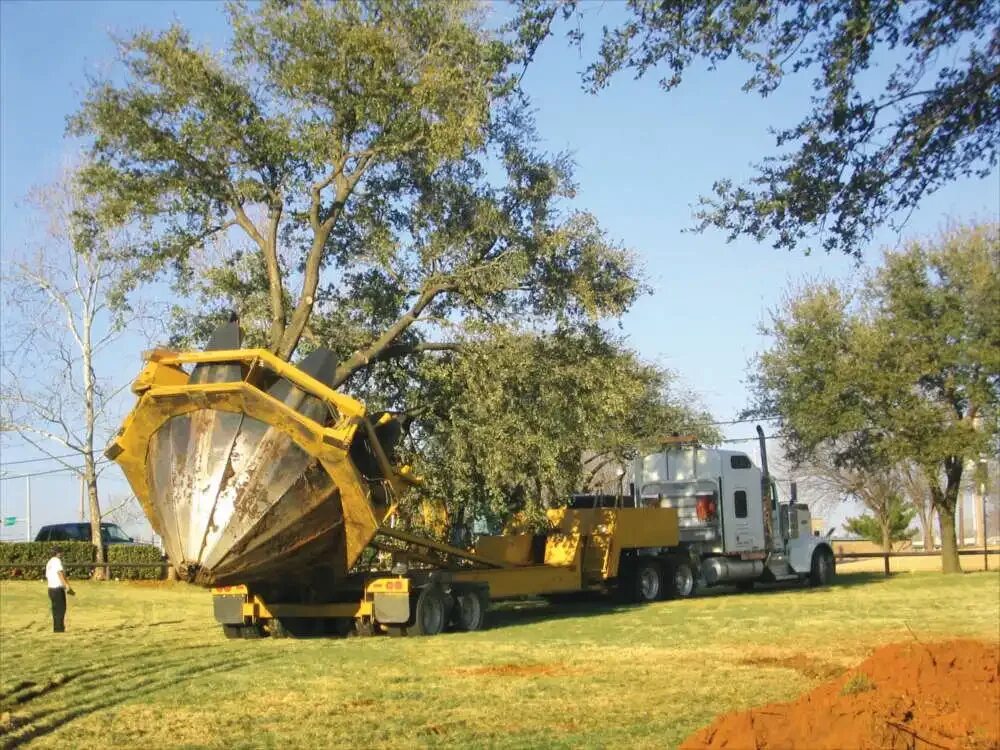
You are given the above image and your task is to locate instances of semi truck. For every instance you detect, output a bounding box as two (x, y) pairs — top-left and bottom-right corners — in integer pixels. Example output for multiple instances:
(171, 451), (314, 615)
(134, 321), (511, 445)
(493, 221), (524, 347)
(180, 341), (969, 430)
(106, 323), (834, 638)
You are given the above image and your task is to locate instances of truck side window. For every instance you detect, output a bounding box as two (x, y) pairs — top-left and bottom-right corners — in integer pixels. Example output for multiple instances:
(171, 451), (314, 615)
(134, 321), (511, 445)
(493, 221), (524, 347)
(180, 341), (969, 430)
(730, 455), (752, 469)
(734, 490), (748, 518)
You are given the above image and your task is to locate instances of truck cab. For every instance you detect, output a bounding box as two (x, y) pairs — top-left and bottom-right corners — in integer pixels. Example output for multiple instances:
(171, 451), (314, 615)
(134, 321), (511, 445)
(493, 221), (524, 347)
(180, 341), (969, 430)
(628, 437), (834, 593)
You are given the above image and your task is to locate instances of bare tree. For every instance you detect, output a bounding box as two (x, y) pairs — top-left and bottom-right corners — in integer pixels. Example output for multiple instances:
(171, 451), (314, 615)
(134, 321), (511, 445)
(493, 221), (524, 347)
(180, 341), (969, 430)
(1, 169), (157, 577)
(899, 462), (935, 550)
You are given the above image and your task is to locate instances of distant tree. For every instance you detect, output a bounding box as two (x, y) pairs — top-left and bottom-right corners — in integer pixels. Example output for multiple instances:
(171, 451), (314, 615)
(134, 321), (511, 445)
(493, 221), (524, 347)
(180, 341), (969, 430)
(518, 0), (999, 257)
(844, 494), (917, 552)
(0, 172), (156, 577)
(898, 461), (936, 550)
(746, 222), (1000, 572)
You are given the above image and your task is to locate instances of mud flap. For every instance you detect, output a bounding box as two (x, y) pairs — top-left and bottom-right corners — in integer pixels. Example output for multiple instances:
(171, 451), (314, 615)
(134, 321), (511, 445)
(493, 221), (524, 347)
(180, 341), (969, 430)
(213, 594), (246, 624)
(373, 592), (410, 624)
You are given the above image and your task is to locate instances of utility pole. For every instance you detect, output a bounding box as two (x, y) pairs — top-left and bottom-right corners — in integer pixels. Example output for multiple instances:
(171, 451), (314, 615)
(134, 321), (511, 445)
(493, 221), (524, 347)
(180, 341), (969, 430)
(25, 476), (31, 542)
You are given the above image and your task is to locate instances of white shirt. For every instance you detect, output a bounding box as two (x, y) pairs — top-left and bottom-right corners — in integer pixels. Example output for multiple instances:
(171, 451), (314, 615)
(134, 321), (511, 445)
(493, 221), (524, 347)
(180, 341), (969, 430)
(45, 556), (65, 589)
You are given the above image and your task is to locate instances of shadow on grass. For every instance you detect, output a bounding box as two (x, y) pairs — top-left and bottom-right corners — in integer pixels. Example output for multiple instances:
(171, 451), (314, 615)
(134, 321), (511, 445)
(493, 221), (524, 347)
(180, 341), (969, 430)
(484, 571), (893, 631)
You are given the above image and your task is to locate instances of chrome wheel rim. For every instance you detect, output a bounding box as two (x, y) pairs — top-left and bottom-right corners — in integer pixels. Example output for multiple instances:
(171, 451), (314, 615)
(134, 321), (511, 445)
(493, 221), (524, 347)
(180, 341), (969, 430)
(675, 565), (694, 597)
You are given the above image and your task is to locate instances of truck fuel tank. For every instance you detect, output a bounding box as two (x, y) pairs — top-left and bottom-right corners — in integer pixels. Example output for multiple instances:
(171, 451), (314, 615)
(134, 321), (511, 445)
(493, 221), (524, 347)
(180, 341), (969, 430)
(701, 557), (764, 585)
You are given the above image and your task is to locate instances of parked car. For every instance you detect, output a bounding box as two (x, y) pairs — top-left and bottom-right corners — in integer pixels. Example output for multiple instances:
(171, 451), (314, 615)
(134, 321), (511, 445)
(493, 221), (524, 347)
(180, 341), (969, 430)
(35, 522), (134, 545)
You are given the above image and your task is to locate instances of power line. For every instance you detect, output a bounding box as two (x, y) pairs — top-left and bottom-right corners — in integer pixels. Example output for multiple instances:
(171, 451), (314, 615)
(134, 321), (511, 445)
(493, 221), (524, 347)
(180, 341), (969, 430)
(0, 459), (113, 481)
(0, 450), (98, 467)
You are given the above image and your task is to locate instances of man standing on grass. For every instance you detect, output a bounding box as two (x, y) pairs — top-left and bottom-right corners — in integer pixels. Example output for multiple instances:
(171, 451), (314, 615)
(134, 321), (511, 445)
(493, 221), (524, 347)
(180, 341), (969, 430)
(45, 547), (74, 633)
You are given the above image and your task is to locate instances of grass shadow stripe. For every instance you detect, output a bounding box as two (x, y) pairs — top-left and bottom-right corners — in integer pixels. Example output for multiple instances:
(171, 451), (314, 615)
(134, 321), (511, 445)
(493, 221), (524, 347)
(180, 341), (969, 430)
(0, 654), (276, 749)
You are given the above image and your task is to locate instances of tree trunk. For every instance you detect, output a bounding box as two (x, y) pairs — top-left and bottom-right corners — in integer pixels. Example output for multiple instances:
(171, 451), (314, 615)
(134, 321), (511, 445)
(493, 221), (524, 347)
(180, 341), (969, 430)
(879, 520), (893, 553)
(937, 505), (962, 574)
(85, 462), (106, 581)
(921, 520), (935, 552)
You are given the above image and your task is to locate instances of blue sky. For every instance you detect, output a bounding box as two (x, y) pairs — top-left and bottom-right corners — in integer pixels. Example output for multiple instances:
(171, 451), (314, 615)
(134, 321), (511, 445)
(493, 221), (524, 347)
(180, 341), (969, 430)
(1, 1), (997, 539)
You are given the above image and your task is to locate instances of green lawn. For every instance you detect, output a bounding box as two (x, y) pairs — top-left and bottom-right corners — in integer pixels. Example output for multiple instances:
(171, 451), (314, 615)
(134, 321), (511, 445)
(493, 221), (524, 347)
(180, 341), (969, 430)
(1, 571), (997, 749)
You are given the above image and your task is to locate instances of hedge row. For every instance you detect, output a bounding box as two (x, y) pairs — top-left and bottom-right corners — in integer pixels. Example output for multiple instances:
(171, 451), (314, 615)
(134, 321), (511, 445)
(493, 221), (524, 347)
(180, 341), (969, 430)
(107, 544), (166, 580)
(0, 542), (166, 580)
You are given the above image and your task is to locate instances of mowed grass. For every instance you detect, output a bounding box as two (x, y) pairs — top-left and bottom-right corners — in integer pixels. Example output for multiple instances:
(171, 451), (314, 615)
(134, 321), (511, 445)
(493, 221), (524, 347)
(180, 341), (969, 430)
(1, 571), (997, 749)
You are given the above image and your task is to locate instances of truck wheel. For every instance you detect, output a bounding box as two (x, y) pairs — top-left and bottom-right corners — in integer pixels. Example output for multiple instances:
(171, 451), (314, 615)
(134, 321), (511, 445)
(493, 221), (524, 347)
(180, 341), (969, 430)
(633, 559), (663, 603)
(410, 586), (448, 636)
(665, 559), (697, 599)
(809, 547), (835, 587)
(451, 588), (489, 632)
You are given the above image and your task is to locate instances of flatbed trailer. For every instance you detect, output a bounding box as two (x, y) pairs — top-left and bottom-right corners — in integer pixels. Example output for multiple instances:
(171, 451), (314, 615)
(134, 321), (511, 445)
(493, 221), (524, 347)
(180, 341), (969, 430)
(212, 505), (682, 638)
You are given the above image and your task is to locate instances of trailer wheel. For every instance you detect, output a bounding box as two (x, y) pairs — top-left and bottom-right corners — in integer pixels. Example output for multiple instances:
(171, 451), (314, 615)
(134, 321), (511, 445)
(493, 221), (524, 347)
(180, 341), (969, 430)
(222, 624), (243, 639)
(632, 559), (663, 603)
(410, 586), (448, 636)
(664, 559), (697, 599)
(223, 623), (263, 639)
(809, 547), (835, 587)
(451, 588), (489, 632)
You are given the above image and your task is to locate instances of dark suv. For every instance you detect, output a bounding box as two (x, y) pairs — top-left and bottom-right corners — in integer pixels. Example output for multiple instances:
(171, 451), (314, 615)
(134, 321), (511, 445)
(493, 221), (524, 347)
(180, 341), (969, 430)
(35, 522), (134, 545)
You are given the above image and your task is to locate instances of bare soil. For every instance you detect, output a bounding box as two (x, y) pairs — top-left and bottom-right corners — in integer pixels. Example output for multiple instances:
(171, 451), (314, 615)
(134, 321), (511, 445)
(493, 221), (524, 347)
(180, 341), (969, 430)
(682, 639), (1000, 750)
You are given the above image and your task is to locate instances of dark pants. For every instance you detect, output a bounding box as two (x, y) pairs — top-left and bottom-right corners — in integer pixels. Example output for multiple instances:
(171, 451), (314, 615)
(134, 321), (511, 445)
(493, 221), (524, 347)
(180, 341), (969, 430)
(48, 587), (66, 632)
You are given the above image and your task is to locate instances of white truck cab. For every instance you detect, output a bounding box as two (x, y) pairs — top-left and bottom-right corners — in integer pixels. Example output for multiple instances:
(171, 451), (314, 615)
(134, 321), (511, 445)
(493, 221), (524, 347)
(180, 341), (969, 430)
(627, 429), (834, 594)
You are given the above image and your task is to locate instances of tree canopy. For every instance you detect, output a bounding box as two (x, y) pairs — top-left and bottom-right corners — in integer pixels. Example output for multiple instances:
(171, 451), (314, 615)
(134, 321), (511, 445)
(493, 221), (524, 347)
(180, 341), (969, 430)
(844, 493), (917, 552)
(519, 0), (999, 257)
(409, 326), (719, 530)
(70, 0), (713, 526)
(746, 221), (1000, 571)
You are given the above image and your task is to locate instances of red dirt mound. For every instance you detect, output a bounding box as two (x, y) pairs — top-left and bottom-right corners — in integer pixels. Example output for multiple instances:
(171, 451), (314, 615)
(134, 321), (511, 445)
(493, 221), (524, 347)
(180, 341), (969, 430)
(681, 639), (999, 750)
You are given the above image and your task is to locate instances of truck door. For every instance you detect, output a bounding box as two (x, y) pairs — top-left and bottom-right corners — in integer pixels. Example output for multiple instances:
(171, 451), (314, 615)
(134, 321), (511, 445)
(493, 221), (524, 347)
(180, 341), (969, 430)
(721, 458), (767, 552)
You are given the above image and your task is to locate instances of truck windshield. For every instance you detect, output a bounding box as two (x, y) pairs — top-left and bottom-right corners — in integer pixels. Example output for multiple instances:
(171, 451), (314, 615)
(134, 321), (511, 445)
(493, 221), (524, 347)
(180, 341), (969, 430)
(101, 525), (132, 543)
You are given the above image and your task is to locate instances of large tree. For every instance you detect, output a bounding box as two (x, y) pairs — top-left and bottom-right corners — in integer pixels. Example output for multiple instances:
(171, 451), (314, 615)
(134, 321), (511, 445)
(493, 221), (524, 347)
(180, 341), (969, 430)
(518, 0), (999, 257)
(746, 222), (1000, 572)
(71, 1), (692, 523)
(73, 0), (638, 373)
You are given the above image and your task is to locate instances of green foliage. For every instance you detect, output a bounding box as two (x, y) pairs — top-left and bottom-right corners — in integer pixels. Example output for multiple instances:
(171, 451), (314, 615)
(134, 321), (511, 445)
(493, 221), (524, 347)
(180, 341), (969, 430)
(519, 0), (999, 257)
(71, 0), (640, 372)
(106, 544), (166, 580)
(844, 494), (917, 550)
(746, 222), (1000, 570)
(0, 543), (165, 580)
(0, 542), (94, 580)
(406, 326), (719, 530)
(841, 673), (875, 696)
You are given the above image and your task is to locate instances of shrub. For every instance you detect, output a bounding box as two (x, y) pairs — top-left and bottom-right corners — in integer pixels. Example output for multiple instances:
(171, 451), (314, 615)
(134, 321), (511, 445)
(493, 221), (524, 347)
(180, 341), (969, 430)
(841, 673), (875, 695)
(106, 544), (166, 580)
(0, 541), (94, 580)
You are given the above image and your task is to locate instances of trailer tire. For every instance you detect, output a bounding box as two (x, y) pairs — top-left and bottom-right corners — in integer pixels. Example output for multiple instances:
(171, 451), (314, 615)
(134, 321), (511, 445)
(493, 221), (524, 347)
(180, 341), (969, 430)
(222, 624), (243, 639)
(632, 559), (663, 603)
(451, 588), (489, 632)
(664, 558), (697, 600)
(410, 586), (448, 636)
(809, 547), (835, 587)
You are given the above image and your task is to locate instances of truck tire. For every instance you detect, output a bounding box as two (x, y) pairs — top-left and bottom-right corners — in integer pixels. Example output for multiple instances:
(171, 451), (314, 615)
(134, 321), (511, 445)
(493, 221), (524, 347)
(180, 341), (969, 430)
(809, 547), (835, 587)
(451, 588), (489, 632)
(664, 558), (697, 600)
(632, 559), (663, 603)
(409, 586), (448, 636)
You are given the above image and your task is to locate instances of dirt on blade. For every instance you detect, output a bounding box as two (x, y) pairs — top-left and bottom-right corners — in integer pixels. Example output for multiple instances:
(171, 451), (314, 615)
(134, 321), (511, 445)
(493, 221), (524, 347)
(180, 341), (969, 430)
(681, 639), (1000, 750)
